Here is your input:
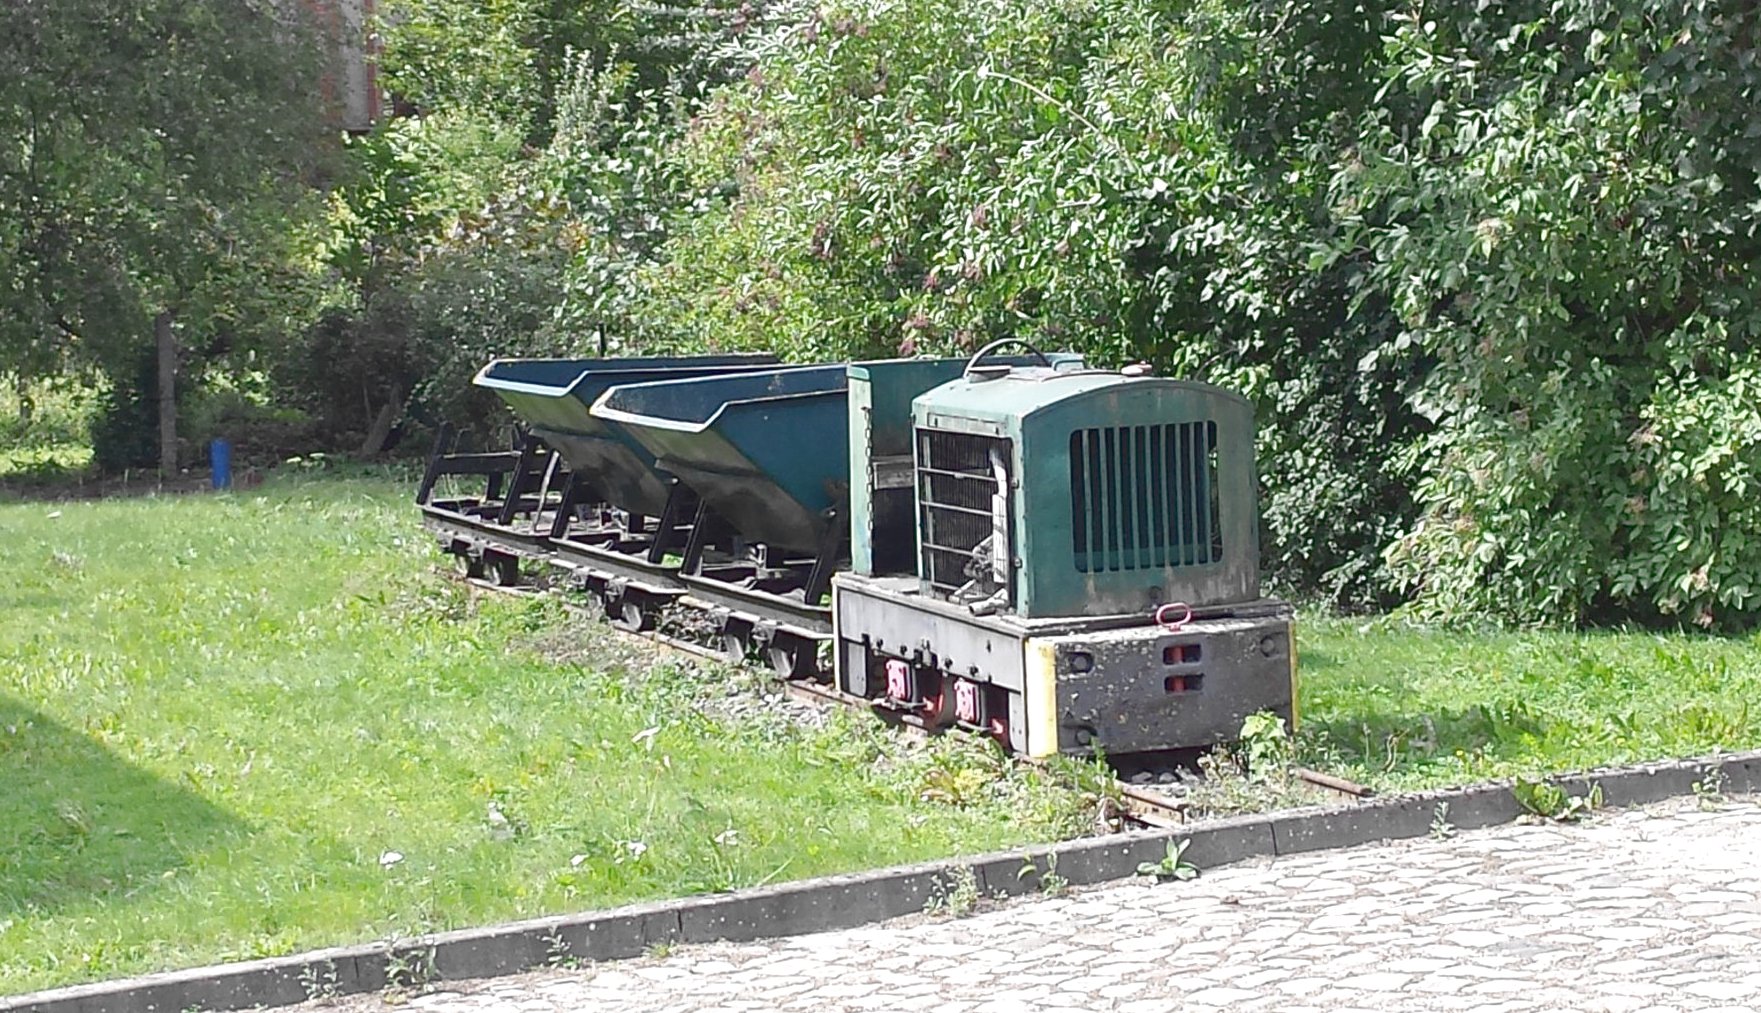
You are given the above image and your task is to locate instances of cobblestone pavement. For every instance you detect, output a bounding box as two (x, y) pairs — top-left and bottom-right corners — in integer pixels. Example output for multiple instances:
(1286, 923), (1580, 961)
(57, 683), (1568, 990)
(349, 797), (1761, 1012)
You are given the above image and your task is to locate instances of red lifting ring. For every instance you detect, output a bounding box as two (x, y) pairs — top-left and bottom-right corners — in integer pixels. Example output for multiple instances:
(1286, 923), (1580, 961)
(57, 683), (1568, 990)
(1154, 601), (1193, 632)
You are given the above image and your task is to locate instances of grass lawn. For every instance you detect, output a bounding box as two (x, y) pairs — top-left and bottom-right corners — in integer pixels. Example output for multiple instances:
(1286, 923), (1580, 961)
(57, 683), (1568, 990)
(0, 469), (1096, 994)
(6, 469), (1761, 994)
(1299, 616), (1761, 789)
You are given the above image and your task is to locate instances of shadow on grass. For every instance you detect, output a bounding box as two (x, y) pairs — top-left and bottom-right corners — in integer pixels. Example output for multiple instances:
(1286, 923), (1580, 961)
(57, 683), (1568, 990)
(0, 695), (243, 917)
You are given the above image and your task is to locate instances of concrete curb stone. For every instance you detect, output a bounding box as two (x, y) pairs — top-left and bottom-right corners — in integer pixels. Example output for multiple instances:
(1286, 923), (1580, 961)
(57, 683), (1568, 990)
(6, 748), (1757, 1013)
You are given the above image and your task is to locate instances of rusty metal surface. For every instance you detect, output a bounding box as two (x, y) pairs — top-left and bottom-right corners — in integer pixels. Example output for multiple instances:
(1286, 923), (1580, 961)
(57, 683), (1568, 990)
(1296, 767), (1377, 798)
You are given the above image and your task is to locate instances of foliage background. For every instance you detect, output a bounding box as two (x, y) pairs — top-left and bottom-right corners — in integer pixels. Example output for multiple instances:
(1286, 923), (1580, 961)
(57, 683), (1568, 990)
(5, 0), (1761, 628)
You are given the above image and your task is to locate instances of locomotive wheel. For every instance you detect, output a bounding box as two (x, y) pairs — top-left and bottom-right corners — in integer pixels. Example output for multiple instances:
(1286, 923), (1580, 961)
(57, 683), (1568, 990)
(611, 598), (653, 632)
(766, 636), (814, 680)
(919, 673), (958, 727)
(489, 554), (521, 587)
(719, 630), (751, 665)
(456, 553), (487, 580)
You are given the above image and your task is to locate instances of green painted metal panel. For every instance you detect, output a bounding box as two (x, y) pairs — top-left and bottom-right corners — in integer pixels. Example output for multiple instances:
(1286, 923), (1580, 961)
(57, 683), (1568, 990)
(847, 355), (1081, 577)
(911, 366), (1260, 620)
(592, 366), (848, 554)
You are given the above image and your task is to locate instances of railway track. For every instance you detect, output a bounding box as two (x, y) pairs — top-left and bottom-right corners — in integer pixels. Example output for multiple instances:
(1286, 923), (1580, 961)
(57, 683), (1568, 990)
(453, 571), (1372, 829)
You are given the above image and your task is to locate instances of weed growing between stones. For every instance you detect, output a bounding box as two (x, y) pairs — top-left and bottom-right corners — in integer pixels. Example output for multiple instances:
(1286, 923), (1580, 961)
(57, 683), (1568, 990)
(544, 930), (579, 970)
(1693, 768), (1728, 811)
(1513, 778), (1603, 823)
(1430, 802), (1457, 840)
(299, 961), (340, 1004)
(1018, 851), (1070, 898)
(381, 944), (436, 1001)
(925, 866), (981, 918)
(1136, 839), (1199, 883)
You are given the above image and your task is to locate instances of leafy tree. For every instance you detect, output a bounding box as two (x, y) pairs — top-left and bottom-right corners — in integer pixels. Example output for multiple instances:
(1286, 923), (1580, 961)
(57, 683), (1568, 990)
(378, 0), (632, 139)
(0, 0), (334, 471)
(1336, 1), (1761, 625)
(294, 0), (794, 445)
(631, 0), (1761, 622)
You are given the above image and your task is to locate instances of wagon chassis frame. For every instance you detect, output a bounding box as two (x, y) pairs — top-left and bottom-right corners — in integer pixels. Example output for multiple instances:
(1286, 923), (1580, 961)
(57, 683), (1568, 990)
(417, 427), (838, 678)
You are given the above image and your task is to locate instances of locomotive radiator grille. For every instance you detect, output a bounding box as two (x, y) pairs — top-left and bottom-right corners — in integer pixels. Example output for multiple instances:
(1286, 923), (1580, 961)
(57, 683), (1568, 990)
(916, 429), (1013, 598)
(1070, 421), (1221, 573)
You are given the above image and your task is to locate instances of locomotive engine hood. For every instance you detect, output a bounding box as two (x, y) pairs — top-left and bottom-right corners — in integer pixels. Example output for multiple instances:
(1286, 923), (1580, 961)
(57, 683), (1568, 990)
(910, 365), (1262, 620)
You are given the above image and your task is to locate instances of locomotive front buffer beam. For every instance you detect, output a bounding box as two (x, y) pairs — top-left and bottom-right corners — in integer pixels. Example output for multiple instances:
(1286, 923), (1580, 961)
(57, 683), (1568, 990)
(833, 573), (1295, 759)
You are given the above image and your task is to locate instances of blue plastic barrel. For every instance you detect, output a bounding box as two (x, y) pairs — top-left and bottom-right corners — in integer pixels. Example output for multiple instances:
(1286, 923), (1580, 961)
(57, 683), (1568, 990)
(210, 438), (232, 490)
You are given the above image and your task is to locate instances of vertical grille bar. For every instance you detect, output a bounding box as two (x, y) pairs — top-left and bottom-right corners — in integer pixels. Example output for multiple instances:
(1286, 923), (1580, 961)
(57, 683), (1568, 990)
(1199, 422), (1214, 563)
(1071, 434), (1089, 568)
(1204, 420), (1220, 563)
(1101, 428), (1114, 572)
(1141, 424), (1155, 574)
(1163, 425), (1177, 567)
(1148, 424), (1166, 568)
(1184, 422), (1200, 566)
(1087, 428), (1104, 572)
(1118, 425), (1134, 569)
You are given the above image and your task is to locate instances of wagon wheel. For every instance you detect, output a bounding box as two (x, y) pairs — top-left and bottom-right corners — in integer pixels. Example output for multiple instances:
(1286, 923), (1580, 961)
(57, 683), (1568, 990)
(488, 553), (521, 587)
(456, 553), (487, 580)
(765, 635), (814, 681)
(719, 629), (752, 666)
(582, 583), (609, 613)
(611, 597), (653, 633)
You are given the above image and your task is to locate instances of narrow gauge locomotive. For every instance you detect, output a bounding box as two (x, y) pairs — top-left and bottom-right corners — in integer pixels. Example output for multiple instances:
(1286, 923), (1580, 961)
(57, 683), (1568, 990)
(417, 342), (1295, 758)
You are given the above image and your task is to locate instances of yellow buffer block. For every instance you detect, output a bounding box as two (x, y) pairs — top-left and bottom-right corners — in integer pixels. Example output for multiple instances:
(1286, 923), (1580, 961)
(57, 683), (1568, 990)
(1023, 639), (1060, 758)
(1288, 626), (1301, 731)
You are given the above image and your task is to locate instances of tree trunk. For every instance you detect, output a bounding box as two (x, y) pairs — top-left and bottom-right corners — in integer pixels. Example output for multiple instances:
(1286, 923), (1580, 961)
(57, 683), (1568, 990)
(358, 383), (405, 456)
(14, 373), (29, 427)
(155, 310), (177, 475)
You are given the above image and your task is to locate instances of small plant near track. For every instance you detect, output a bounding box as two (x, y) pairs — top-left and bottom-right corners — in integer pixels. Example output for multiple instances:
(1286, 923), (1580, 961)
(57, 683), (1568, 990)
(1693, 769), (1728, 811)
(543, 930), (579, 970)
(1177, 716), (1334, 819)
(1429, 802), (1457, 840)
(299, 961), (340, 1004)
(1137, 839), (1200, 883)
(1513, 777), (1602, 823)
(381, 944), (437, 1000)
(1240, 712), (1293, 780)
(925, 866), (981, 918)
(1018, 851), (1071, 898)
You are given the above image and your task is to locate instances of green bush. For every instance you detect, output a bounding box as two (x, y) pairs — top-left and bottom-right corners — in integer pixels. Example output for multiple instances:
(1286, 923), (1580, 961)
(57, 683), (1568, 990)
(89, 353), (169, 474)
(0, 375), (102, 452)
(295, 0), (1761, 625)
(182, 379), (319, 466)
(1340, 2), (1761, 625)
(628, 0), (1422, 608)
(620, 0), (1761, 623)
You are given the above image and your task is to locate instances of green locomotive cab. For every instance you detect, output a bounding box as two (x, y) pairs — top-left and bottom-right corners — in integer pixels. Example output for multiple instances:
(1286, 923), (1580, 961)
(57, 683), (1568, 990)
(833, 345), (1295, 757)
